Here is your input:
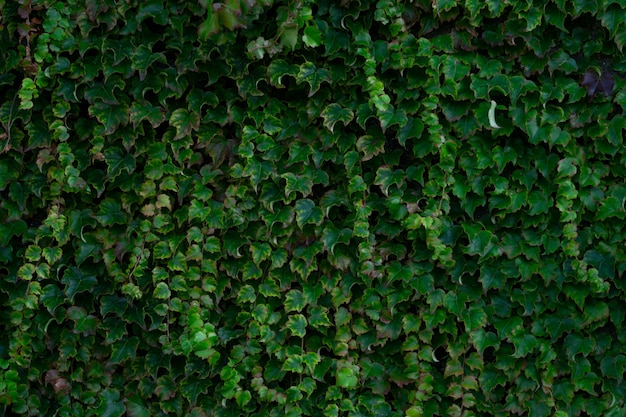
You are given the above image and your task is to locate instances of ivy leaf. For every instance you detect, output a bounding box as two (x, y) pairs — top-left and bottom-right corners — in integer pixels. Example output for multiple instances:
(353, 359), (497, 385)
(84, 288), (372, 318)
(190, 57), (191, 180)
(268, 59), (299, 87)
(379, 108), (408, 132)
(595, 196), (625, 220)
(84, 75), (125, 105)
(95, 389), (126, 417)
(321, 223), (352, 255)
(282, 172), (314, 199)
(96, 199), (127, 226)
(286, 314), (307, 337)
(294, 199), (324, 228)
(131, 45), (166, 81)
(250, 242), (272, 266)
(130, 101), (165, 128)
(89, 101), (129, 135)
(104, 146), (136, 181)
(109, 336), (139, 364)
(61, 267), (98, 303)
(374, 166), (405, 196)
(600, 355), (626, 380)
(356, 134), (386, 161)
(297, 62), (331, 97)
(321, 103), (353, 133)
(67, 306), (99, 335)
(170, 108), (200, 139)
(0, 219), (27, 246)
(285, 289), (307, 313)
(336, 362), (359, 389)
(302, 24), (322, 48)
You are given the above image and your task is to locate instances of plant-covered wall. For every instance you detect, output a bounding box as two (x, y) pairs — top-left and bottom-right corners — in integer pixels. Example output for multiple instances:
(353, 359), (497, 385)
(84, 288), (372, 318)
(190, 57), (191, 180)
(1, 0), (626, 415)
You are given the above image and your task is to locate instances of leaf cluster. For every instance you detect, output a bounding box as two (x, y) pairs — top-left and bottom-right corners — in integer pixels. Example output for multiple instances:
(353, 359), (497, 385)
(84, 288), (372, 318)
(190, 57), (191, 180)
(1, 0), (626, 416)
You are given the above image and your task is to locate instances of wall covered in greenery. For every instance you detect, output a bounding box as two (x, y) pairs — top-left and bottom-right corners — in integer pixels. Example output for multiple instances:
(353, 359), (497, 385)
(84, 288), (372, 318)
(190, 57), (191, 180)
(2, 0), (626, 415)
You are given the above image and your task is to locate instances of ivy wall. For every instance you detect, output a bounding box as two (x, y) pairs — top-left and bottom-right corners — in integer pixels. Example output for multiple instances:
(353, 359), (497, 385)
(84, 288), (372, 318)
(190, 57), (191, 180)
(1, 0), (626, 415)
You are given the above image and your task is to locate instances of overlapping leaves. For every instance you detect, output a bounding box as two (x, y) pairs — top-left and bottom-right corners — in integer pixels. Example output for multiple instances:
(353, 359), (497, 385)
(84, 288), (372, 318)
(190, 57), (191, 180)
(1, 0), (626, 416)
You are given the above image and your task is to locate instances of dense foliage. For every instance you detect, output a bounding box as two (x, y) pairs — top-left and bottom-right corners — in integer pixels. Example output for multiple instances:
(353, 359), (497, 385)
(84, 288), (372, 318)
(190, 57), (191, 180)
(2, 0), (626, 415)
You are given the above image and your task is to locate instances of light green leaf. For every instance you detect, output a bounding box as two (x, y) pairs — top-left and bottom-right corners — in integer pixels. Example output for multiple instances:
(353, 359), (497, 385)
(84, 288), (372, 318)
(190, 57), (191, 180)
(336, 363), (359, 389)
(302, 24), (322, 47)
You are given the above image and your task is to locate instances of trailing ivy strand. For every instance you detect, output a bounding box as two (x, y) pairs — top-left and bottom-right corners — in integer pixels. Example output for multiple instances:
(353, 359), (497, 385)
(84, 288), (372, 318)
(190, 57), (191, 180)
(1, 0), (626, 416)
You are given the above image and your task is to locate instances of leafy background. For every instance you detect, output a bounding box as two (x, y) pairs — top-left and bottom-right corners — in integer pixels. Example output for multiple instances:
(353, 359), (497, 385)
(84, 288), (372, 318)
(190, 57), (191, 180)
(1, 0), (626, 415)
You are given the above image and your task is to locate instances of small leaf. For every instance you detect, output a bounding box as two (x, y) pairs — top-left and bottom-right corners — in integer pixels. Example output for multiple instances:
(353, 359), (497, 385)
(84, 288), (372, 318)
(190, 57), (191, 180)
(488, 100), (501, 129)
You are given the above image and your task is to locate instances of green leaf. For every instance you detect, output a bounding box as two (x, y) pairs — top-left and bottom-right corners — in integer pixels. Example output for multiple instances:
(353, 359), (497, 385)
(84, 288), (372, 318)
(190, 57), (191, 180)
(237, 285), (256, 303)
(564, 333), (595, 360)
(379, 108), (408, 132)
(297, 62), (331, 97)
(61, 267), (98, 302)
(153, 282), (171, 299)
(302, 24), (322, 47)
(250, 242), (272, 265)
(130, 101), (165, 128)
(282, 172), (314, 199)
(285, 290), (307, 312)
(104, 146), (136, 180)
(268, 59), (299, 87)
(67, 306), (99, 335)
(84, 75), (125, 105)
(321, 223), (352, 255)
(124, 394), (150, 417)
(321, 103), (354, 133)
(109, 336), (139, 364)
(336, 363), (359, 389)
(600, 355), (626, 380)
(0, 220), (27, 246)
(286, 314), (307, 337)
(89, 101), (129, 135)
(295, 199), (324, 228)
(374, 166), (405, 196)
(0, 160), (21, 192)
(96, 199), (127, 226)
(170, 108), (200, 139)
(95, 389), (126, 417)
(595, 196), (625, 220)
(356, 134), (385, 161)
